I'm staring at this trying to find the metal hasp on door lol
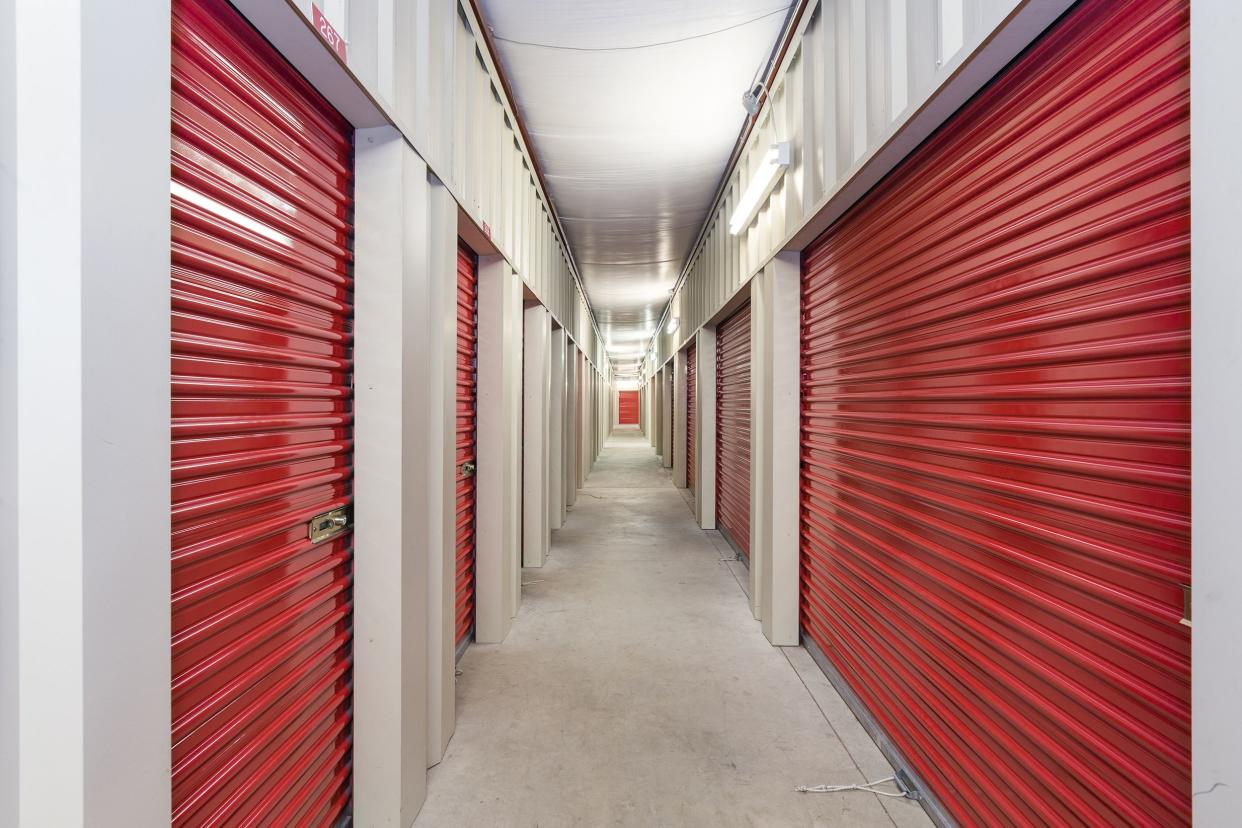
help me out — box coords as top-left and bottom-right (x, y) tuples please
(716, 301), (752, 560)
(456, 242), (479, 653)
(618, 390), (639, 424)
(686, 342), (696, 494)
(798, 0), (1190, 824)
(171, 0), (356, 823)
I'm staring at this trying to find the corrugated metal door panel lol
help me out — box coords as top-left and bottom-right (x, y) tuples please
(171, 0), (354, 824)
(716, 302), (751, 558)
(617, 390), (639, 424)
(798, 0), (1189, 825)
(455, 243), (478, 650)
(686, 343), (696, 493)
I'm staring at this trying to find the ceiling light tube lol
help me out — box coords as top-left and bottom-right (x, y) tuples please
(728, 142), (790, 236)
(666, 317), (680, 335)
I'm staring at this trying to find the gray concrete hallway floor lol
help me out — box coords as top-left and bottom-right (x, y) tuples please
(414, 426), (933, 828)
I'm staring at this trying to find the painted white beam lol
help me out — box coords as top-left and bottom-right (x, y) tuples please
(1192, 0), (1242, 818)
(565, 346), (579, 508)
(755, 253), (801, 645)
(549, 327), (566, 530)
(353, 129), (432, 823)
(660, 366), (674, 469)
(696, 330), (718, 530)
(425, 176), (460, 765)
(523, 306), (551, 567)
(2, 2), (171, 824)
(476, 257), (523, 642)
(673, 349), (688, 489)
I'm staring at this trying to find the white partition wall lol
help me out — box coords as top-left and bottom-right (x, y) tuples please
(1193, 0), (1242, 817)
(695, 329), (718, 530)
(673, 350), (688, 489)
(523, 306), (552, 567)
(476, 257), (523, 643)
(1, 4), (171, 822)
(751, 253), (801, 646)
(354, 132), (438, 822)
(550, 326), (567, 530)
(660, 366), (674, 469)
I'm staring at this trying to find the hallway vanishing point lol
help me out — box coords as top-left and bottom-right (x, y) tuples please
(415, 426), (934, 827)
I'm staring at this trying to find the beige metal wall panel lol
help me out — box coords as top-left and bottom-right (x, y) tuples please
(643, 0), (1050, 375)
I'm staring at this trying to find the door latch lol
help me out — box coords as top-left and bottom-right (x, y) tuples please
(461, 460), (476, 478)
(308, 506), (350, 543)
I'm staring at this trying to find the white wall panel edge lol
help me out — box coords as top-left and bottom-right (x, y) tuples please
(1191, 0), (1242, 819)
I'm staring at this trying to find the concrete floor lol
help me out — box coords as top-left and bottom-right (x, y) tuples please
(415, 426), (934, 828)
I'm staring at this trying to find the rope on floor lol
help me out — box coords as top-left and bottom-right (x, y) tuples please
(795, 775), (909, 798)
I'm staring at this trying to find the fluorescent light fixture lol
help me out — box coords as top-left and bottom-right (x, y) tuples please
(665, 317), (680, 335)
(728, 142), (790, 236)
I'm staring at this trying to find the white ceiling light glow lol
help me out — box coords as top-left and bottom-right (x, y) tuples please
(665, 317), (680, 335)
(728, 141), (790, 235)
(478, 0), (792, 357)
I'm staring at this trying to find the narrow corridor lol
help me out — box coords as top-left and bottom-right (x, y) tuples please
(415, 427), (932, 827)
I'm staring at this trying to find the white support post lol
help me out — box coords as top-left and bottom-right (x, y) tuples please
(2, 3), (171, 824)
(425, 176), (459, 765)
(750, 267), (769, 620)
(755, 253), (802, 645)
(579, 353), (591, 485)
(1192, 0), (1242, 817)
(476, 257), (522, 643)
(673, 349), (688, 489)
(549, 326), (566, 530)
(523, 305), (551, 567)
(697, 329), (718, 530)
(565, 345), (578, 508)
(660, 366), (674, 469)
(353, 129), (432, 822)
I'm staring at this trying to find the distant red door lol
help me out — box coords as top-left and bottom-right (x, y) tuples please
(686, 343), (696, 493)
(171, 0), (354, 822)
(455, 243), (478, 651)
(618, 390), (639, 424)
(716, 302), (751, 559)
(799, 0), (1189, 824)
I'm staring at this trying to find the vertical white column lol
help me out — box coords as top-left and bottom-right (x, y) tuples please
(565, 345), (578, 508)
(353, 129), (431, 823)
(673, 350), (688, 488)
(523, 306), (551, 567)
(476, 257), (522, 643)
(2, 2), (171, 824)
(750, 267), (770, 620)
(579, 353), (591, 485)
(549, 326), (566, 530)
(425, 177), (459, 765)
(0, 5), (16, 819)
(661, 366), (674, 469)
(1193, 0), (1242, 817)
(756, 254), (802, 645)
(697, 330), (718, 530)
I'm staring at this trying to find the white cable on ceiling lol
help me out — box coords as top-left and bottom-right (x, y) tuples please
(492, 6), (791, 52)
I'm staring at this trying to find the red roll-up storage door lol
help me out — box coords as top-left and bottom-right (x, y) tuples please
(455, 243), (479, 651)
(618, 390), (639, 424)
(686, 342), (696, 493)
(171, 0), (354, 822)
(798, 0), (1189, 824)
(716, 302), (751, 559)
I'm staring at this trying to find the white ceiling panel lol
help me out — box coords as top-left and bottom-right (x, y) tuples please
(477, 0), (791, 365)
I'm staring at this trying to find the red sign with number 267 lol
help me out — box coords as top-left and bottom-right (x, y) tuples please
(312, 5), (347, 61)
